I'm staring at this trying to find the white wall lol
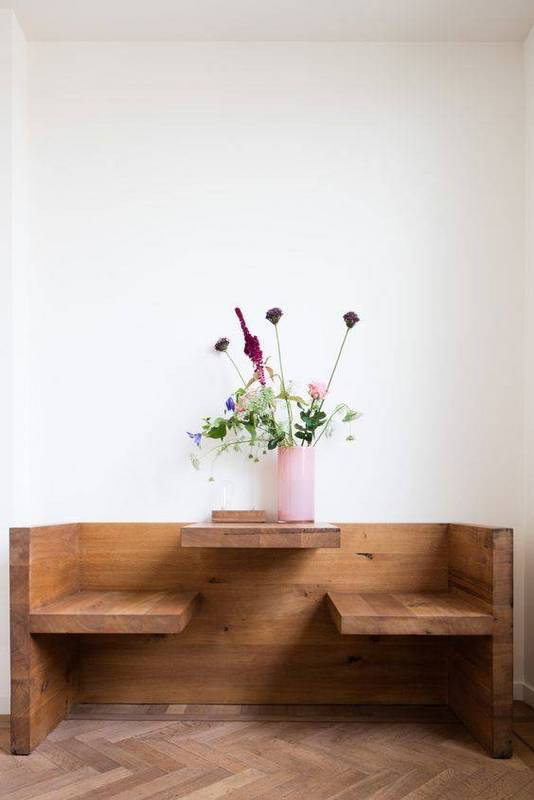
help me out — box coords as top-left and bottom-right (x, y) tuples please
(525, 27), (534, 704)
(0, 9), (26, 715)
(2, 38), (528, 710)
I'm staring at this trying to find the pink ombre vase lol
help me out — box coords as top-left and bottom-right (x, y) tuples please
(277, 447), (315, 523)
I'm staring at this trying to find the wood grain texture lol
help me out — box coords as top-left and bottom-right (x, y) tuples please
(67, 702), (458, 723)
(212, 510), (267, 522)
(2, 706), (534, 800)
(448, 524), (513, 758)
(327, 591), (493, 636)
(79, 636), (448, 705)
(29, 524), (80, 608)
(181, 521), (341, 548)
(10, 526), (80, 755)
(30, 590), (201, 634)
(11, 521), (513, 761)
(76, 523), (449, 706)
(10, 528), (32, 753)
(81, 523), (446, 591)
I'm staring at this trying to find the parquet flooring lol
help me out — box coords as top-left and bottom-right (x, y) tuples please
(1, 704), (534, 800)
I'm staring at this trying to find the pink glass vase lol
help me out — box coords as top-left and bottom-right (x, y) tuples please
(277, 447), (315, 523)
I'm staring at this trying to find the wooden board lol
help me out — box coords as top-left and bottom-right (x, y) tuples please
(76, 523), (449, 706)
(79, 635), (448, 705)
(212, 510), (266, 523)
(448, 524), (513, 758)
(327, 591), (493, 636)
(80, 523), (447, 591)
(30, 590), (201, 634)
(67, 702), (457, 723)
(10, 525), (80, 754)
(181, 521), (341, 548)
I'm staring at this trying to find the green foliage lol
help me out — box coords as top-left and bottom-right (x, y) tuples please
(278, 391), (307, 405)
(267, 432), (286, 449)
(188, 347), (361, 472)
(294, 406), (327, 443)
(342, 409), (362, 423)
(205, 418), (227, 439)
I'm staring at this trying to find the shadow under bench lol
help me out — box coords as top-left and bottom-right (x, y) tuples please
(10, 522), (512, 757)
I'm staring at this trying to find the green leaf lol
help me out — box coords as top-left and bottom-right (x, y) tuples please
(206, 422), (227, 439)
(288, 395), (307, 405)
(342, 410), (362, 423)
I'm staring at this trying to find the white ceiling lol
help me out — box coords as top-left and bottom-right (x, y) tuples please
(3, 0), (534, 42)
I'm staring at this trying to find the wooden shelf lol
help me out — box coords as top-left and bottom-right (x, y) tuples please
(30, 590), (201, 634)
(180, 521), (341, 548)
(327, 592), (493, 636)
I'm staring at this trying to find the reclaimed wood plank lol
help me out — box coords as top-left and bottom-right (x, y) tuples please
(326, 591), (493, 636)
(10, 525), (80, 754)
(76, 522), (449, 706)
(30, 590), (201, 634)
(211, 511), (267, 523)
(448, 524), (513, 758)
(181, 522), (340, 548)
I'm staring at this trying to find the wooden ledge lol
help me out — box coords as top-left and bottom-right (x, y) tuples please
(180, 521), (341, 548)
(29, 590), (201, 634)
(327, 592), (493, 636)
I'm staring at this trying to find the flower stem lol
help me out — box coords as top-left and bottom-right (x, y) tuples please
(275, 325), (294, 445)
(311, 328), (350, 447)
(323, 328), (349, 402)
(200, 437), (256, 461)
(313, 403), (346, 447)
(225, 351), (247, 386)
(320, 328), (350, 398)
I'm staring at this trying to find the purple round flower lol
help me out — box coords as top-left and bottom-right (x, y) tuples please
(225, 396), (235, 412)
(187, 431), (202, 447)
(214, 337), (230, 352)
(266, 307), (283, 325)
(343, 311), (360, 329)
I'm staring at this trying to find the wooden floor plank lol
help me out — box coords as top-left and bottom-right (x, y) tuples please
(514, 722), (534, 751)
(0, 705), (533, 800)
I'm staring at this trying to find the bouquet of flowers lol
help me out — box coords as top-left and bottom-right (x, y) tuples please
(187, 307), (361, 476)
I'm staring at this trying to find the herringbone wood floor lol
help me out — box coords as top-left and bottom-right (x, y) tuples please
(2, 704), (534, 800)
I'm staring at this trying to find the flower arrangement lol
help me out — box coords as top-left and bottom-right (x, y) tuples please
(187, 307), (361, 476)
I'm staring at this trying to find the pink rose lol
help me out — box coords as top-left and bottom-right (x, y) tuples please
(308, 382), (327, 401)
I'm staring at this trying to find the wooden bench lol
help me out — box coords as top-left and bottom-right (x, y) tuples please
(29, 590), (200, 634)
(10, 522), (512, 758)
(327, 591), (493, 636)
